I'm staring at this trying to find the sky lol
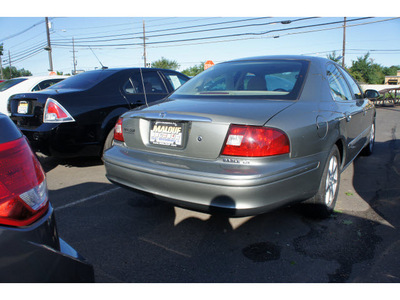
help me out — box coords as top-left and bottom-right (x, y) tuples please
(1, 0), (399, 77)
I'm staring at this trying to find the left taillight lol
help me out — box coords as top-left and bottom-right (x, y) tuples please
(0, 137), (49, 227)
(43, 98), (75, 123)
(114, 117), (124, 142)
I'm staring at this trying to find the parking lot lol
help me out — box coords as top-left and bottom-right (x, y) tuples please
(41, 105), (400, 283)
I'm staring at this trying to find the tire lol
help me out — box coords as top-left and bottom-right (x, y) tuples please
(360, 122), (375, 156)
(102, 128), (114, 156)
(303, 145), (341, 218)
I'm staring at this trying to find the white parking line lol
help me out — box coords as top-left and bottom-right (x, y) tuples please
(54, 186), (121, 211)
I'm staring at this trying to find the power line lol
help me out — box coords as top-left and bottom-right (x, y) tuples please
(0, 18), (52, 41)
(52, 17), (372, 48)
(51, 17), (282, 43)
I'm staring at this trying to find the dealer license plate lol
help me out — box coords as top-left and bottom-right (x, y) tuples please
(17, 101), (29, 114)
(149, 121), (183, 147)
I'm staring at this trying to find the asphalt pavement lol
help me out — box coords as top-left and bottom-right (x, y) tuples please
(40, 105), (400, 283)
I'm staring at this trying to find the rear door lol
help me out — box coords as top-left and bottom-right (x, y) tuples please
(339, 65), (375, 129)
(326, 63), (366, 163)
(121, 70), (170, 107)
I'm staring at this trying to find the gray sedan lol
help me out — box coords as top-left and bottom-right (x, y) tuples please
(103, 55), (377, 218)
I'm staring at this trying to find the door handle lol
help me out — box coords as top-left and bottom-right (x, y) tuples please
(345, 112), (352, 122)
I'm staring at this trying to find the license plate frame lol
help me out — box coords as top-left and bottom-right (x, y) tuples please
(149, 120), (184, 148)
(17, 101), (29, 114)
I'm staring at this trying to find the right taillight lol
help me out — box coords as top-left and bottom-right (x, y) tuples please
(0, 137), (49, 227)
(114, 117), (124, 142)
(221, 125), (290, 157)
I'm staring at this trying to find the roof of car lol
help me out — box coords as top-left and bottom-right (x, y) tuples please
(229, 55), (330, 63)
(10, 75), (69, 80)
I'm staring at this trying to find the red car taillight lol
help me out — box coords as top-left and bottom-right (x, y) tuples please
(43, 98), (75, 123)
(0, 137), (49, 227)
(114, 117), (124, 142)
(221, 125), (290, 157)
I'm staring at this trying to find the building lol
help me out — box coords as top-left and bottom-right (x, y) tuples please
(385, 70), (400, 85)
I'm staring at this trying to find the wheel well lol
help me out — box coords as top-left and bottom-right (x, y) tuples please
(335, 139), (345, 168)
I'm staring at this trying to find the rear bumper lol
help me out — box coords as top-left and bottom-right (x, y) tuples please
(0, 205), (94, 283)
(19, 123), (101, 157)
(104, 145), (325, 217)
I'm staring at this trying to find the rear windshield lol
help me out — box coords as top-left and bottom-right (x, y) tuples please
(172, 59), (309, 100)
(0, 78), (28, 92)
(48, 69), (116, 90)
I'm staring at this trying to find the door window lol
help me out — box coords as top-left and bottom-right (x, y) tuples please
(163, 71), (189, 90)
(123, 71), (167, 95)
(338, 66), (363, 99)
(326, 64), (353, 101)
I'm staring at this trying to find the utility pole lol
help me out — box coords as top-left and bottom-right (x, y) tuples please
(8, 50), (12, 78)
(45, 17), (54, 72)
(0, 44), (3, 79)
(0, 57), (3, 80)
(72, 37), (77, 75)
(143, 20), (147, 68)
(342, 17), (346, 68)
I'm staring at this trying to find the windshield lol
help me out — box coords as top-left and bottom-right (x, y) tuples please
(0, 78), (28, 92)
(173, 59), (309, 100)
(48, 69), (116, 90)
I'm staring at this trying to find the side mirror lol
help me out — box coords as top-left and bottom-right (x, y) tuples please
(364, 89), (380, 99)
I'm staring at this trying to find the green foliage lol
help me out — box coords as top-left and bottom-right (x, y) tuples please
(383, 65), (400, 76)
(182, 62), (205, 77)
(151, 57), (180, 70)
(347, 52), (392, 84)
(327, 51), (342, 64)
(1, 66), (32, 79)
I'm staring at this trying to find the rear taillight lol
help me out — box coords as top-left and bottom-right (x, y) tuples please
(43, 98), (75, 123)
(221, 125), (290, 157)
(0, 137), (49, 227)
(114, 117), (124, 142)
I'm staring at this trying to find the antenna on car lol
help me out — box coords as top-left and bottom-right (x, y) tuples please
(89, 46), (108, 70)
(139, 68), (149, 107)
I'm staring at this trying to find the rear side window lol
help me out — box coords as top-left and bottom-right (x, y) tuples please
(0, 78), (27, 92)
(32, 79), (65, 91)
(326, 64), (353, 101)
(172, 60), (309, 100)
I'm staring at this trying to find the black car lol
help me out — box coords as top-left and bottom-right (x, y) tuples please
(8, 68), (189, 157)
(0, 113), (94, 282)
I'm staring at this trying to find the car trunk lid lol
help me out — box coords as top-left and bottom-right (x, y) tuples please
(121, 98), (294, 160)
(9, 89), (81, 128)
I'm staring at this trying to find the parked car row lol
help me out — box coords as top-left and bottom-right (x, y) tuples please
(2, 56), (380, 282)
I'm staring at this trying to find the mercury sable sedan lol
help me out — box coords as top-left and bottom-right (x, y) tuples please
(103, 55), (378, 218)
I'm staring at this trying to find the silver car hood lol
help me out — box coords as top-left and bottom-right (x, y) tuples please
(126, 98), (295, 126)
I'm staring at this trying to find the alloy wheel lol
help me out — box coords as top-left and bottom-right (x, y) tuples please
(325, 155), (338, 207)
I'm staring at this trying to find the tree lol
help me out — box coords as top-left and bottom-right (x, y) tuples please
(1, 66), (32, 79)
(327, 51), (343, 64)
(151, 57), (180, 70)
(348, 53), (385, 84)
(182, 62), (205, 77)
(383, 65), (400, 76)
